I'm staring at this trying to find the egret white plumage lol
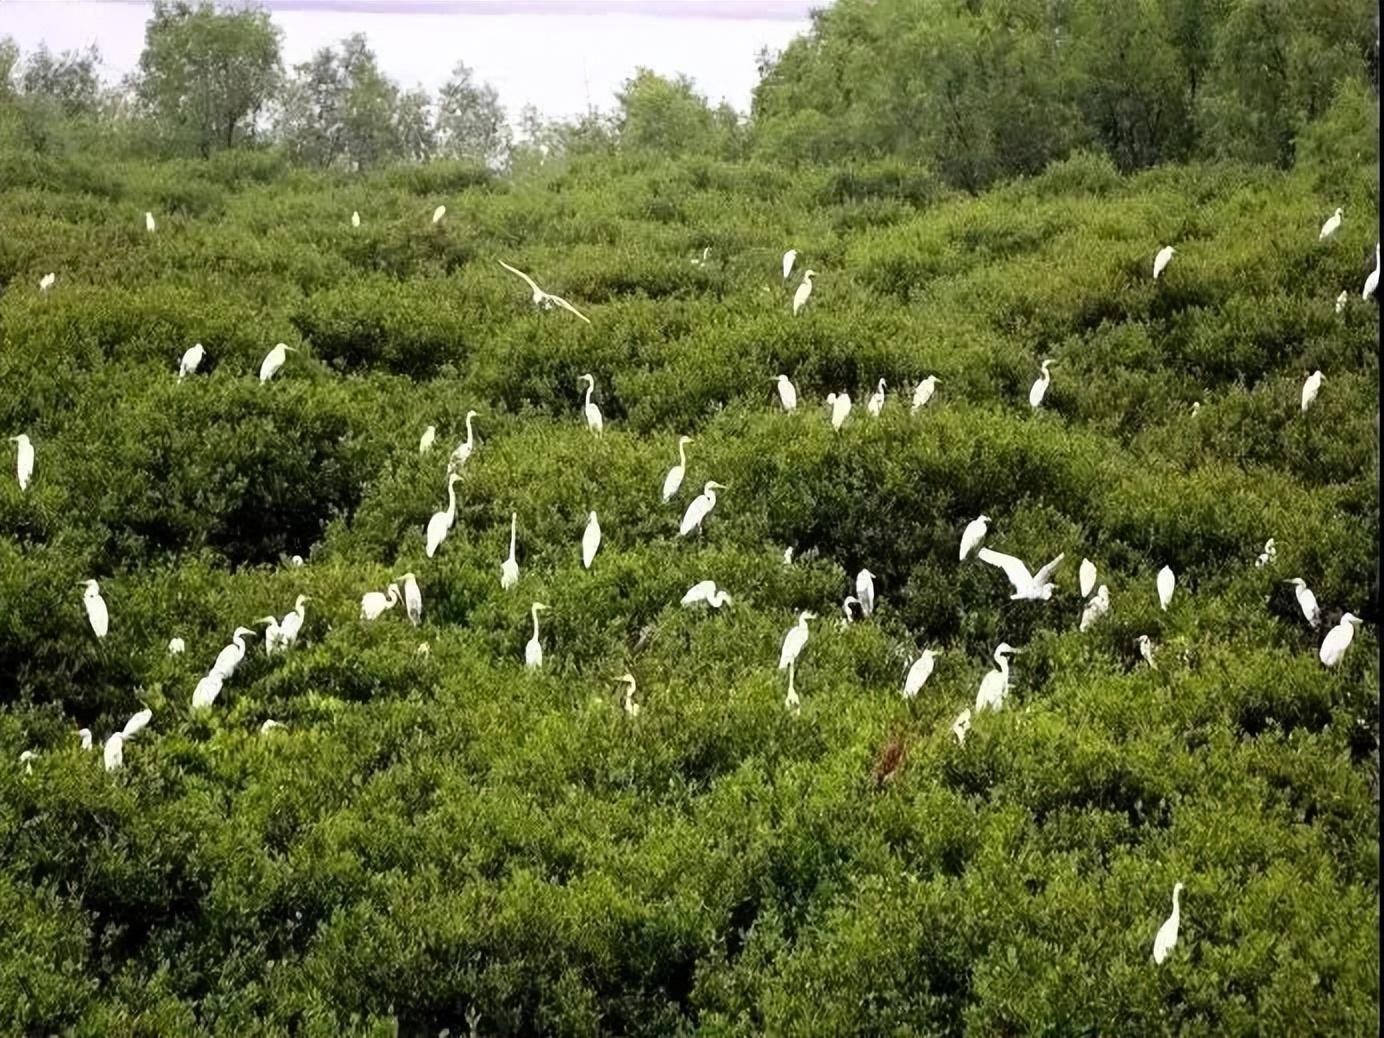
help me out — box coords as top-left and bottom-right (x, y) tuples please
(1137, 634), (1158, 669)
(782, 547), (794, 565)
(903, 649), (939, 698)
(975, 643), (1019, 713)
(1335, 290), (1349, 313)
(1301, 370), (1323, 412)
(582, 511), (602, 569)
(191, 671), (224, 710)
(261, 719), (286, 734)
(1364, 244), (1380, 299)
(1079, 585), (1110, 632)
(1318, 207), (1342, 241)
(1152, 882), (1184, 964)
(448, 410), (479, 470)
(211, 626), (256, 679)
(792, 269), (816, 315)
(977, 547), (1065, 601)
(959, 515), (989, 560)
(351, 210), (360, 228)
(1028, 359), (1054, 408)
(826, 391), (851, 431)
(618, 673), (640, 717)
(259, 342), (296, 383)
(360, 583), (401, 621)
(839, 595), (862, 625)
(121, 708), (152, 740)
(911, 376), (939, 411)
(1153, 245), (1175, 280)
(1157, 565), (1175, 610)
(500, 512), (519, 590)
(425, 472), (462, 559)
(782, 248), (797, 280)
(681, 580), (732, 608)
(579, 373), (604, 434)
(856, 569), (876, 616)
(255, 615), (283, 655)
(691, 246), (711, 266)
(279, 595), (309, 647)
(662, 436), (693, 502)
(678, 481), (725, 537)
(785, 660), (800, 712)
(145, 211), (156, 233)
(178, 343), (204, 380)
(39, 273), (55, 292)
(19, 749), (36, 774)
(525, 602), (548, 669)
(1255, 539), (1276, 568)
(866, 379), (886, 417)
(1078, 558), (1096, 598)
(951, 708), (971, 745)
(399, 572), (422, 626)
(78, 728), (92, 751)
(431, 204), (446, 225)
(419, 425), (436, 454)
(1283, 578), (1320, 628)
(290, 555), (304, 567)
(778, 610), (815, 670)
(497, 260), (591, 323)
(81, 580), (108, 639)
(103, 732), (124, 772)
(773, 374), (798, 412)
(1319, 612), (1362, 667)
(11, 434), (33, 491)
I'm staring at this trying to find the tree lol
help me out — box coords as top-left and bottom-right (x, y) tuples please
(615, 68), (722, 157)
(134, 0), (281, 156)
(19, 44), (102, 117)
(434, 61), (509, 167)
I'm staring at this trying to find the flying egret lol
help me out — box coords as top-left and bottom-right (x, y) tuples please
(191, 671), (224, 710)
(1255, 539), (1276, 568)
(1079, 558), (1096, 598)
(497, 260), (591, 323)
(582, 511), (602, 569)
(351, 210), (360, 228)
(432, 204), (446, 225)
(959, 515), (990, 560)
(399, 572), (422, 626)
(39, 273), (55, 292)
(1335, 290), (1349, 313)
(1283, 578), (1320, 628)
(1079, 585), (1110, 632)
(1028, 359), (1055, 408)
(975, 643), (1019, 713)
(11, 434), (33, 491)
(856, 569), (876, 616)
(977, 547), (1065, 601)
(912, 376), (939, 411)
(425, 472), (463, 559)
(1152, 882), (1184, 964)
(1153, 245), (1175, 280)
(785, 660), (800, 712)
(211, 626), (257, 680)
(826, 391), (851, 431)
(178, 343), (204, 380)
(259, 342), (296, 383)
(103, 732), (124, 772)
(782, 249), (797, 280)
(662, 436), (693, 502)
(792, 269), (816, 315)
(122, 708), (152, 740)
(678, 481), (725, 537)
(261, 719), (286, 734)
(866, 379), (886, 417)
(145, 211), (156, 233)
(419, 425), (436, 454)
(1157, 565), (1175, 610)
(681, 580), (732, 608)
(500, 512), (519, 590)
(81, 580), (109, 640)
(255, 615), (283, 656)
(903, 649), (939, 698)
(525, 602), (548, 669)
(1137, 634), (1158, 670)
(773, 374), (798, 412)
(951, 708), (971, 746)
(360, 583), (401, 621)
(78, 729), (92, 751)
(1364, 243), (1380, 299)
(1301, 370), (1323, 413)
(618, 673), (640, 717)
(579, 373), (604, 434)
(778, 610), (815, 670)
(1319, 612), (1362, 667)
(1318, 207), (1342, 241)
(279, 595), (309, 647)
(448, 410), (480, 470)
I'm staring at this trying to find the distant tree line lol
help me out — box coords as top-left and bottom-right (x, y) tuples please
(0, 0), (1377, 184)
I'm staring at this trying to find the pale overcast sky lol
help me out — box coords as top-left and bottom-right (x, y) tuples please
(3, 0), (818, 122)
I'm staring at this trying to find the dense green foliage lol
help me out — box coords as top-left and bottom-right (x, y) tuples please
(0, 126), (1378, 1032)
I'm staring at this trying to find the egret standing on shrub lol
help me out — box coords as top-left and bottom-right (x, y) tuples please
(827, 391), (851, 431)
(178, 343), (204, 381)
(977, 547), (1065, 601)
(1137, 634), (1158, 669)
(10, 434), (33, 491)
(618, 673), (640, 717)
(1318, 207), (1343, 241)
(582, 511), (602, 569)
(81, 580), (108, 640)
(782, 248), (797, 280)
(419, 425), (436, 454)
(1284, 578), (1320, 628)
(1029, 359), (1054, 408)
(1319, 612), (1362, 667)
(679, 481), (725, 537)
(951, 708), (972, 745)
(167, 637), (185, 655)
(103, 732), (124, 772)
(1079, 585), (1110, 631)
(360, 583), (401, 621)
(279, 595), (309, 647)
(39, 272), (55, 292)
(792, 269), (816, 315)
(960, 515), (989, 560)
(1301, 370), (1323, 413)
(501, 512), (519, 590)
(838, 595), (862, 626)
(867, 379), (886, 417)
(525, 602), (548, 669)
(1153, 245), (1175, 279)
(1336, 290), (1349, 313)
(662, 436), (693, 502)
(211, 626), (257, 679)
(498, 261), (591, 323)
(145, 211), (156, 233)
(449, 410), (479, 470)
(580, 373), (604, 434)
(122, 708), (152, 740)
(191, 671), (223, 710)
(912, 376), (939, 411)
(431, 205), (446, 225)
(351, 210), (360, 228)
(778, 611), (815, 670)
(1079, 558), (1097, 597)
(1157, 565), (1175, 610)
(259, 342), (296, 383)
(1364, 243), (1380, 299)
(681, 580), (731, 608)
(1152, 882), (1184, 964)
(1255, 539), (1276, 567)
(78, 729), (92, 751)
(255, 616), (283, 656)
(425, 472), (462, 559)
(773, 374), (798, 412)
(903, 649), (939, 698)
(975, 643), (1019, 713)
(856, 569), (876, 616)
(400, 572), (422, 626)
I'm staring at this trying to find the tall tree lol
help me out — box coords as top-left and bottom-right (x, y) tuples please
(434, 61), (509, 166)
(19, 44), (102, 116)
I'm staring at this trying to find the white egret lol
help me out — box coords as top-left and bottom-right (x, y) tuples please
(259, 342), (296, 383)
(903, 649), (939, 698)
(773, 374), (798, 412)
(500, 512), (519, 590)
(255, 615), (283, 656)
(1079, 585), (1110, 632)
(1028, 359), (1054, 408)
(777, 610), (815, 670)
(681, 580), (732, 609)
(1319, 612), (1362, 667)
(618, 673), (640, 717)
(167, 636), (185, 655)
(497, 260), (591, 323)
(782, 249), (797, 280)
(912, 376), (939, 411)
(290, 555), (304, 567)
(525, 602), (548, 669)
(360, 583), (401, 622)
(1283, 578), (1320, 628)
(785, 660), (800, 712)
(1191, 401), (1201, 416)
(1364, 243), (1380, 299)
(191, 671), (224, 710)
(448, 410), (479, 470)
(662, 436), (693, 502)
(866, 379), (886, 417)
(1153, 245), (1175, 280)
(178, 343), (204, 380)
(975, 643), (1019, 714)
(582, 511), (602, 569)
(579, 373), (604, 434)
(351, 210), (360, 228)
(39, 272), (55, 292)
(1079, 558), (1097, 598)
(279, 595), (309, 647)
(145, 211), (156, 233)
(81, 580), (109, 640)
(19, 749), (36, 775)
(1255, 539), (1276, 568)
(959, 515), (990, 560)
(1301, 370), (1323, 413)
(431, 204), (446, 225)
(782, 547), (794, 565)
(425, 472), (463, 559)
(951, 708), (972, 746)
(211, 626), (257, 680)
(839, 595), (862, 626)
(1137, 634), (1158, 670)
(11, 434), (34, 491)
(977, 547), (1065, 601)
(1318, 207), (1342, 241)
(678, 481), (726, 537)
(1335, 290), (1349, 313)
(78, 729), (92, 751)
(419, 425), (436, 454)
(826, 391), (851, 431)
(691, 246), (711, 266)
(792, 269), (816, 315)
(103, 732), (124, 772)
(261, 719), (286, 734)
(1157, 565), (1175, 610)
(122, 708), (152, 740)
(400, 572), (422, 626)
(856, 569), (876, 616)
(1152, 882), (1184, 964)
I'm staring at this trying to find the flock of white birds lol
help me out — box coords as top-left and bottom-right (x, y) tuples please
(11, 204), (1378, 966)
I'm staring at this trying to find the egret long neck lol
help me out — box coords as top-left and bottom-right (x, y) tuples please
(678, 440), (687, 467)
(531, 606), (541, 639)
(509, 515), (517, 557)
(584, 382), (593, 408)
(445, 480), (457, 520)
(464, 413), (474, 446)
(1171, 887), (1181, 919)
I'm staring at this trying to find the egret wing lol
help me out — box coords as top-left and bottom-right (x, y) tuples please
(976, 547), (1034, 592)
(1032, 553), (1066, 585)
(548, 293), (592, 324)
(498, 260), (541, 294)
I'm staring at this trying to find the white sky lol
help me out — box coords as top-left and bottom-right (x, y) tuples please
(2, 1), (815, 122)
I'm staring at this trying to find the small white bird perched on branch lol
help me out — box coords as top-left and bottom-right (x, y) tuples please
(259, 342), (296, 383)
(1318, 207), (1342, 241)
(145, 211), (156, 233)
(903, 649), (939, 698)
(1028, 359), (1055, 408)
(1283, 578), (1319, 628)
(419, 425), (436, 454)
(178, 343), (204, 380)
(1152, 882), (1184, 964)
(431, 204), (446, 225)
(39, 272), (55, 292)
(792, 269), (816, 315)
(525, 602), (548, 669)
(582, 511), (602, 569)
(425, 472), (462, 559)
(81, 580), (109, 640)
(1254, 539), (1276, 568)
(279, 595), (309, 647)
(103, 733), (124, 772)
(501, 512), (520, 590)
(11, 434), (33, 491)
(351, 210), (360, 228)
(360, 583), (400, 621)
(1079, 585), (1110, 631)
(1137, 634), (1158, 670)
(778, 611), (815, 670)
(1319, 612), (1362, 667)
(912, 376), (939, 411)
(399, 572), (422, 626)
(662, 436), (693, 503)
(448, 410), (479, 471)
(681, 580), (731, 609)
(959, 515), (989, 560)
(498, 260), (592, 323)
(579, 373), (604, 434)
(1157, 565), (1175, 610)
(977, 547), (1065, 601)
(866, 379), (886, 417)
(826, 392), (851, 431)
(975, 643), (1019, 713)
(1078, 558), (1096, 598)
(773, 374), (798, 412)
(679, 481), (725, 537)
(782, 249), (797, 280)
(211, 626), (256, 679)
(1301, 370), (1323, 413)
(1153, 245), (1175, 280)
